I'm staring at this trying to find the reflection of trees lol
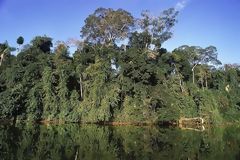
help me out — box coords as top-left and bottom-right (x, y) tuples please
(0, 124), (240, 160)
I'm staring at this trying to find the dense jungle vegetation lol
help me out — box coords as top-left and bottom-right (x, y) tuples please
(0, 7), (240, 124)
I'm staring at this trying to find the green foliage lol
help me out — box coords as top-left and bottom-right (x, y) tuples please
(25, 84), (43, 121)
(139, 8), (178, 48)
(81, 7), (134, 45)
(31, 36), (53, 53)
(0, 7), (239, 124)
(42, 67), (59, 120)
(17, 36), (24, 45)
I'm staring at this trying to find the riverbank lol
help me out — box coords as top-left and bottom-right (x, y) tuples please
(0, 116), (220, 128)
(0, 119), (177, 126)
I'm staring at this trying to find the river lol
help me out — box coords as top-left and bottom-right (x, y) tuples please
(0, 123), (240, 160)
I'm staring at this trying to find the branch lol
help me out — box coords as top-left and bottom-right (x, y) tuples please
(192, 63), (198, 71)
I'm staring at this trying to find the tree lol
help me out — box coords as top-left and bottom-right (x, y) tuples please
(128, 31), (151, 49)
(17, 36), (24, 52)
(31, 36), (53, 53)
(81, 7), (134, 45)
(137, 8), (178, 49)
(0, 42), (15, 67)
(54, 41), (70, 60)
(17, 36), (24, 46)
(2, 7), (240, 125)
(0, 43), (9, 66)
(195, 65), (212, 89)
(175, 45), (221, 84)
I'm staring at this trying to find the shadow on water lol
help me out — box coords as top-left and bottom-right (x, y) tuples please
(0, 123), (240, 160)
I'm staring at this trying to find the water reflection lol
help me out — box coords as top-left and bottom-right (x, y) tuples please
(0, 123), (240, 160)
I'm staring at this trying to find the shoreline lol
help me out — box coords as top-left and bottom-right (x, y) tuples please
(0, 119), (177, 127)
(0, 118), (237, 128)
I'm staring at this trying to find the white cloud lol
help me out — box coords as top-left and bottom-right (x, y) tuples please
(175, 0), (190, 11)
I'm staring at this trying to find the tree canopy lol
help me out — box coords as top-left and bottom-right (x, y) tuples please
(0, 7), (239, 124)
(17, 36), (24, 45)
(81, 8), (134, 45)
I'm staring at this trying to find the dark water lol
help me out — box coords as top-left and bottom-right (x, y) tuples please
(0, 123), (240, 160)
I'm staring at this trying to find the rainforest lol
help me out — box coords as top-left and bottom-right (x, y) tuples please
(0, 7), (240, 125)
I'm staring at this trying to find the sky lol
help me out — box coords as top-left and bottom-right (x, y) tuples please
(0, 0), (240, 64)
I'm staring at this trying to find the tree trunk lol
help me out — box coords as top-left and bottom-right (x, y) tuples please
(205, 77), (208, 89)
(79, 74), (83, 99)
(75, 150), (78, 160)
(201, 79), (204, 90)
(123, 45), (126, 52)
(0, 53), (4, 66)
(145, 43), (148, 49)
(192, 64), (198, 84)
(173, 63), (184, 92)
(179, 79), (184, 93)
(192, 70), (195, 84)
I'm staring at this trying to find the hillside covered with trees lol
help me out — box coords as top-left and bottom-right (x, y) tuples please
(0, 7), (240, 124)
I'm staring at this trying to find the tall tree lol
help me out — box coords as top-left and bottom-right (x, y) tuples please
(175, 45), (221, 84)
(81, 8), (134, 45)
(17, 36), (24, 46)
(31, 36), (53, 53)
(0, 42), (15, 67)
(137, 8), (178, 49)
(54, 41), (70, 60)
(0, 43), (9, 66)
(17, 36), (24, 52)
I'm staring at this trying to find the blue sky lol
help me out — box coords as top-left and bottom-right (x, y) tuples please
(0, 0), (239, 64)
